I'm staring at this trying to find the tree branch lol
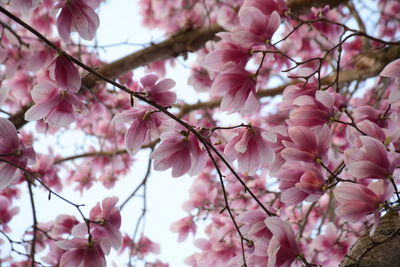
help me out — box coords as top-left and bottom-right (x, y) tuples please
(340, 212), (400, 267)
(287, 0), (349, 16)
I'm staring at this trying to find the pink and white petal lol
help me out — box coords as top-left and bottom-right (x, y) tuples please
(104, 224), (123, 250)
(265, 217), (298, 249)
(347, 161), (388, 179)
(238, 7), (265, 33)
(265, 11), (281, 39)
(380, 58), (400, 78)
(281, 187), (307, 205)
(71, 222), (88, 237)
(57, 8), (73, 41)
(288, 127), (316, 151)
(24, 100), (58, 121)
(153, 78), (176, 92)
(0, 164), (17, 191)
(140, 73), (159, 88)
(151, 138), (185, 160)
(83, 246), (106, 267)
(335, 202), (374, 222)
(55, 56), (81, 92)
(101, 196), (119, 218)
(59, 249), (84, 267)
(124, 121), (147, 155)
(46, 110), (75, 128)
(171, 152), (192, 177)
(0, 118), (18, 147)
(31, 82), (58, 103)
(112, 111), (135, 124)
(315, 90), (335, 109)
(56, 238), (87, 250)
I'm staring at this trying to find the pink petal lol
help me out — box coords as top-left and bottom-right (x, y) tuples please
(59, 249), (84, 267)
(140, 74), (159, 88)
(380, 58), (400, 78)
(57, 8), (73, 41)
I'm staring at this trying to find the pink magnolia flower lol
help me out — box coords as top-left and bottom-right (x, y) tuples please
(265, 217), (300, 267)
(56, 0), (100, 41)
(232, 7), (281, 47)
(280, 82), (317, 111)
(72, 196), (122, 254)
(277, 163), (325, 205)
(224, 126), (276, 175)
(333, 180), (392, 227)
(182, 173), (218, 212)
(49, 55), (81, 92)
(24, 81), (84, 128)
(312, 222), (353, 266)
(170, 216), (197, 242)
(287, 90), (343, 127)
(57, 238), (106, 267)
(30, 154), (61, 192)
(113, 106), (169, 155)
(0, 118), (35, 191)
(137, 74), (177, 106)
(0, 195), (19, 232)
(345, 136), (398, 180)
(210, 62), (259, 115)
(204, 32), (251, 72)
(281, 124), (331, 164)
(134, 235), (161, 259)
(151, 130), (207, 177)
(51, 214), (80, 237)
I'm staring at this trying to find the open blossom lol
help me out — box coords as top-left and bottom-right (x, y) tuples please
(72, 197), (122, 254)
(345, 136), (398, 180)
(224, 126), (276, 175)
(0, 195), (19, 232)
(56, 0), (100, 41)
(277, 163), (325, 205)
(204, 32), (251, 72)
(24, 81), (84, 128)
(137, 74), (177, 106)
(287, 90), (344, 127)
(151, 130), (207, 177)
(113, 106), (169, 156)
(210, 62), (259, 115)
(312, 222), (353, 266)
(57, 238), (106, 267)
(265, 217), (300, 267)
(281, 124), (331, 164)
(0, 118), (35, 191)
(232, 6), (280, 47)
(333, 180), (392, 226)
(170, 216), (197, 242)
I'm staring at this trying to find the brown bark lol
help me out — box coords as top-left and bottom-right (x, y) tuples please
(82, 24), (224, 88)
(340, 212), (400, 267)
(287, 0), (349, 16)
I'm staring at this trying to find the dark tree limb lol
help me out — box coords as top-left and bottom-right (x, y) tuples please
(340, 212), (400, 267)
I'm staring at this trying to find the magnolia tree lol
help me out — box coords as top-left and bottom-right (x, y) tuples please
(0, 0), (400, 266)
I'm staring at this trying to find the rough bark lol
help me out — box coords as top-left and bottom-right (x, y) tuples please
(340, 212), (400, 267)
